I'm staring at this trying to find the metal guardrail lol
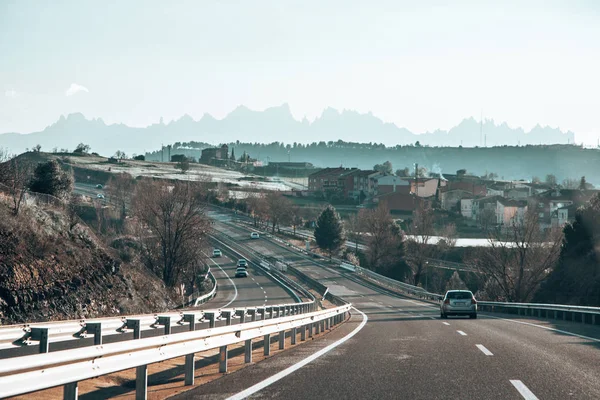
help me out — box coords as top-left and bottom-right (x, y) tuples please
(193, 269), (218, 307)
(478, 301), (600, 325)
(0, 303), (352, 399)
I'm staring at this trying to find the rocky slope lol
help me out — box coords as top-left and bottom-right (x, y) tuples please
(0, 193), (175, 324)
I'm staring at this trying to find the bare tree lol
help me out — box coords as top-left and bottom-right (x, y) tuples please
(66, 195), (81, 231)
(175, 158), (190, 174)
(132, 180), (212, 287)
(562, 178), (579, 189)
(404, 203), (436, 286)
(344, 213), (362, 254)
(265, 192), (292, 233)
(479, 207), (496, 231)
(290, 205), (304, 236)
(359, 204), (402, 273)
(106, 172), (134, 222)
(0, 156), (33, 215)
(246, 192), (269, 228)
(469, 210), (563, 302)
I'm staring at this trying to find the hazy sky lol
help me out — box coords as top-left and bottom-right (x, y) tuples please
(1, 0), (599, 144)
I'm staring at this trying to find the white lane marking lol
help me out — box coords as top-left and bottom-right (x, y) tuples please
(476, 344), (493, 356)
(442, 322), (450, 326)
(510, 380), (539, 400)
(263, 290), (267, 294)
(226, 307), (368, 400)
(260, 286), (263, 290)
(206, 254), (238, 308)
(483, 315), (600, 343)
(457, 330), (467, 336)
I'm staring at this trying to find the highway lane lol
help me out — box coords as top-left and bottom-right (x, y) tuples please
(179, 216), (600, 399)
(205, 240), (297, 308)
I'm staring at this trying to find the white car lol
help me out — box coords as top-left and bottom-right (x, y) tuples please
(96, 193), (105, 199)
(250, 232), (260, 239)
(237, 259), (248, 268)
(212, 249), (222, 257)
(235, 267), (248, 278)
(440, 290), (477, 319)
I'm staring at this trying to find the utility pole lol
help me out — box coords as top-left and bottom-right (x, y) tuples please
(415, 162), (419, 198)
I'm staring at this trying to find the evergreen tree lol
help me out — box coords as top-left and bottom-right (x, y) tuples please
(230, 148), (236, 161)
(579, 176), (587, 190)
(29, 160), (73, 199)
(314, 205), (345, 259)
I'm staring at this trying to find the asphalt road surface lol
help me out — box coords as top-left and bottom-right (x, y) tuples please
(175, 216), (600, 400)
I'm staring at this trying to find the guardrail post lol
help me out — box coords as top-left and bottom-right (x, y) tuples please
(554, 310), (558, 319)
(320, 320), (325, 332)
(593, 314), (596, 325)
(301, 325), (307, 341)
(156, 316), (171, 335)
(126, 319), (142, 339)
(308, 322), (314, 338)
(314, 321), (320, 335)
(183, 314), (197, 386)
(183, 314), (197, 331)
(205, 312), (216, 328)
(291, 327), (297, 345)
(279, 330), (285, 349)
(30, 327), (49, 353)
(64, 382), (78, 400)
(248, 309), (257, 322)
(135, 364), (148, 400)
(563, 311), (567, 320)
(235, 310), (246, 324)
(219, 345), (228, 373)
(222, 311), (233, 326)
(86, 322), (102, 345)
(537, 309), (541, 318)
(268, 307), (274, 319)
(245, 339), (253, 363)
(264, 334), (271, 355)
(257, 308), (265, 320)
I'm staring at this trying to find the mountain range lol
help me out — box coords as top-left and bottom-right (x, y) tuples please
(0, 104), (575, 157)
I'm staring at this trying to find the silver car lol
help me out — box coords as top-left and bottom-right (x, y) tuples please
(440, 290), (477, 319)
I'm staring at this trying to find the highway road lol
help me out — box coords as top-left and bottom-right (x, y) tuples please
(176, 214), (600, 400)
(205, 238), (297, 309)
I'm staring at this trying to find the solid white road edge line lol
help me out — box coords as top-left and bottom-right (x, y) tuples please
(457, 330), (467, 336)
(483, 315), (600, 343)
(510, 380), (539, 400)
(205, 253), (238, 308)
(226, 307), (368, 400)
(476, 344), (493, 356)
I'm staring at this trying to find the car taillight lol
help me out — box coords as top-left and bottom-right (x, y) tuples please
(471, 297), (477, 305)
(444, 298), (450, 304)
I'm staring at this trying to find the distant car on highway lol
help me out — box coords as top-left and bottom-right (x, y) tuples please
(237, 259), (248, 268)
(440, 290), (477, 319)
(96, 184), (103, 189)
(250, 232), (260, 239)
(96, 193), (105, 199)
(235, 267), (248, 278)
(212, 249), (222, 257)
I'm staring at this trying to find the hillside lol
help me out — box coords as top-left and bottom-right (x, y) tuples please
(0, 105), (574, 157)
(149, 142), (600, 186)
(0, 190), (175, 324)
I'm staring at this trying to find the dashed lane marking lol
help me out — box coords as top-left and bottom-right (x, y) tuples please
(510, 380), (539, 400)
(476, 344), (493, 356)
(442, 322), (450, 326)
(457, 330), (467, 336)
(483, 314), (600, 343)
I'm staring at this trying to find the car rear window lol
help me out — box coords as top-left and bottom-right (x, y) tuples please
(447, 292), (472, 300)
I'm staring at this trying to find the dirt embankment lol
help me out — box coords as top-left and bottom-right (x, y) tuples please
(0, 194), (175, 324)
